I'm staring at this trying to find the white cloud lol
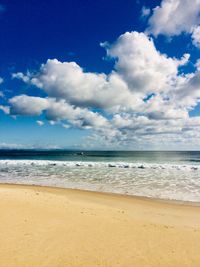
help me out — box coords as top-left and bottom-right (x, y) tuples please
(6, 30), (200, 148)
(36, 120), (44, 126)
(195, 59), (200, 71)
(13, 62), (110, 109)
(0, 77), (3, 84)
(147, 0), (200, 37)
(171, 66), (200, 109)
(104, 32), (189, 97)
(49, 120), (57, 126)
(9, 95), (49, 116)
(0, 105), (10, 114)
(8, 95), (109, 130)
(13, 31), (190, 114)
(45, 98), (109, 129)
(62, 123), (70, 129)
(13, 32), (189, 110)
(12, 72), (31, 83)
(192, 26), (200, 48)
(141, 6), (151, 19)
(26, 59), (137, 112)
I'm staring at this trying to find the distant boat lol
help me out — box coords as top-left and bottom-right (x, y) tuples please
(76, 152), (84, 156)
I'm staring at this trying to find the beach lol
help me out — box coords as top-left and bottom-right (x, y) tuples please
(0, 184), (199, 267)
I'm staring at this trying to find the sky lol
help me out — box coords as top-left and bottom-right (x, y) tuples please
(0, 0), (200, 150)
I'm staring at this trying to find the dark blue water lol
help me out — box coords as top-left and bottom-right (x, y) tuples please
(0, 150), (200, 164)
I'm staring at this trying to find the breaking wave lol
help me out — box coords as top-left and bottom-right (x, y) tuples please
(0, 159), (200, 203)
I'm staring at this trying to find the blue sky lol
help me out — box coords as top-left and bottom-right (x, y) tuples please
(0, 0), (200, 150)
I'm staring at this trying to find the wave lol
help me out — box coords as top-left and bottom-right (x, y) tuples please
(0, 159), (199, 171)
(0, 159), (200, 203)
(188, 159), (200, 163)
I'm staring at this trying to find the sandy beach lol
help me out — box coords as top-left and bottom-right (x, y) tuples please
(0, 184), (200, 267)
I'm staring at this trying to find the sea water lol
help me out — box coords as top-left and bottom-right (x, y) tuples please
(0, 150), (200, 202)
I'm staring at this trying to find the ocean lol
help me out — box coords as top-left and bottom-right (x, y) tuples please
(0, 150), (200, 203)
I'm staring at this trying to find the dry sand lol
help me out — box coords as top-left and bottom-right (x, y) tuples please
(0, 184), (200, 267)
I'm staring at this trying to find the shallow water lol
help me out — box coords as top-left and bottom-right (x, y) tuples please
(0, 150), (200, 202)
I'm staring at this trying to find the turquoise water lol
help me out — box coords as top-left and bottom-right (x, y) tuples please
(0, 150), (200, 202)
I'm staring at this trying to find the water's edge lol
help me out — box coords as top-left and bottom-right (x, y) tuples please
(1, 182), (200, 207)
(0, 156), (200, 203)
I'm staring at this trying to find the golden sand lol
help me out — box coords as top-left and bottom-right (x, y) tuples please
(0, 184), (199, 267)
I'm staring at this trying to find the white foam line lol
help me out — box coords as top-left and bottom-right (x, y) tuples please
(0, 160), (199, 171)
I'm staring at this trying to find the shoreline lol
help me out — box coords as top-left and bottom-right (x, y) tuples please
(0, 183), (200, 266)
(1, 182), (200, 207)
(1, 158), (200, 204)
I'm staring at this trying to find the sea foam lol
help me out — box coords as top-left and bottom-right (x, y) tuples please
(0, 159), (199, 171)
(0, 159), (199, 203)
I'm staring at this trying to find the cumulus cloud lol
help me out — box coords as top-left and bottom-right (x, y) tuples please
(45, 98), (108, 129)
(13, 32), (190, 114)
(196, 59), (200, 71)
(9, 95), (49, 116)
(192, 26), (200, 48)
(104, 32), (189, 96)
(8, 95), (109, 130)
(19, 59), (136, 112)
(5, 30), (200, 148)
(36, 120), (44, 126)
(2, 0), (200, 148)
(147, 0), (200, 37)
